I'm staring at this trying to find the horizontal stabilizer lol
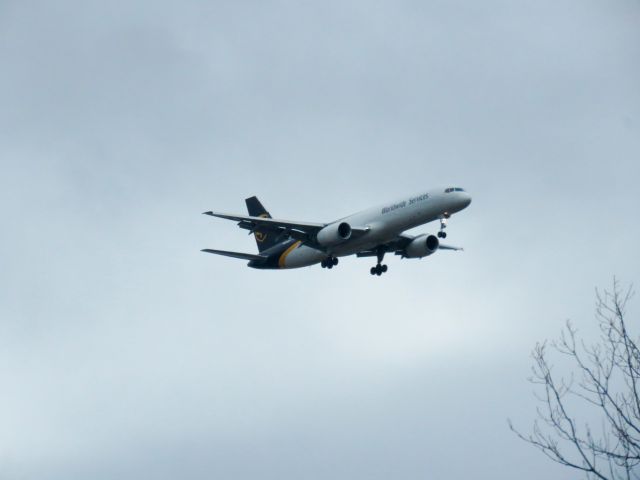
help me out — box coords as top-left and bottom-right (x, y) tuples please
(201, 248), (265, 261)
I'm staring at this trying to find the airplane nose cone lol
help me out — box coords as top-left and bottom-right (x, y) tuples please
(459, 192), (471, 209)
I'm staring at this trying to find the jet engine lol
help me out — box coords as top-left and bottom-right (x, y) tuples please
(316, 222), (352, 247)
(404, 234), (439, 258)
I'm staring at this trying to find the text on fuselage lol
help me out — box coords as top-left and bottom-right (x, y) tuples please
(381, 193), (429, 214)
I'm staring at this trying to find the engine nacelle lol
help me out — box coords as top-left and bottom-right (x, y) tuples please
(404, 234), (439, 258)
(316, 222), (352, 247)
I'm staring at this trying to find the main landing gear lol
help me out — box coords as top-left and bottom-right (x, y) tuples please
(370, 248), (388, 276)
(437, 214), (449, 239)
(370, 264), (388, 276)
(321, 256), (339, 269)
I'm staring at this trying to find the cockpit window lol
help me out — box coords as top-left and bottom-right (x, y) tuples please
(445, 187), (465, 193)
(445, 188), (453, 193)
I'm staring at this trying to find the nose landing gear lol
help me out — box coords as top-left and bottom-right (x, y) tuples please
(437, 215), (449, 239)
(321, 256), (339, 269)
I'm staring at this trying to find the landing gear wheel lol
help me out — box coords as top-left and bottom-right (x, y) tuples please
(322, 256), (338, 269)
(438, 216), (448, 239)
(370, 263), (387, 276)
(371, 247), (387, 276)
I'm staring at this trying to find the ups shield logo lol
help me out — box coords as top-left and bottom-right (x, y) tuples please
(254, 213), (269, 242)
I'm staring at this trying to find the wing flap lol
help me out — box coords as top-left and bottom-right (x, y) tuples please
(356, 250), (378, 258)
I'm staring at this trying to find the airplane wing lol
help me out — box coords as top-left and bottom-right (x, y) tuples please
(204, 211), (325, 237)
(356, 234), (463, 257)
(203, 211), (370, 247)
(201, 248), (265, 261)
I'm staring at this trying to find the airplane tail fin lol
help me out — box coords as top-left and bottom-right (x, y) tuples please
(245, 196), (279, 253)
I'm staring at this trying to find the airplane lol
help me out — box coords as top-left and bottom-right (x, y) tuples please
(202, 187), (471, 276)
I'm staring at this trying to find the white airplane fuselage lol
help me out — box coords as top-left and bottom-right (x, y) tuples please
(277, 187), (471, 269)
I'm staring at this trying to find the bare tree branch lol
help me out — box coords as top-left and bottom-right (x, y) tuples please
(510, 279), (639, 480)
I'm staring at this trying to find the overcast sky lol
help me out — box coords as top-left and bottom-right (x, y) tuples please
(1, 1), (639, 478)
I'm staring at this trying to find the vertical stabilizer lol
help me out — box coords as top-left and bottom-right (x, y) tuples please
(245, 196), (279, 252)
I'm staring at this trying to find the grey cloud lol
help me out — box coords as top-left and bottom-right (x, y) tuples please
(0, 0), (639, 479)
